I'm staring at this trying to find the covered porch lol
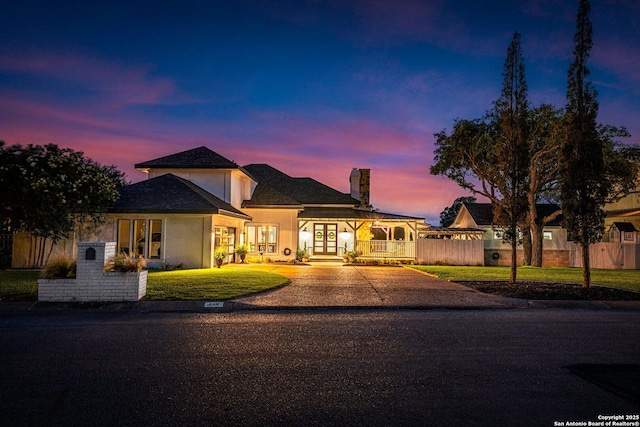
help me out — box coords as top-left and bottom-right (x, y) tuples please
(297, 208), (423, 261)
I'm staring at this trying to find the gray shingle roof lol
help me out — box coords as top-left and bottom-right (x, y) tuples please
(111, 173), (251, 218)
(135, 146), (239, 170)
(612, 222), (638, 232)
(243, 164), (359, 206)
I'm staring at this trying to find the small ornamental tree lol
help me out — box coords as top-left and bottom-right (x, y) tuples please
(0, 143), (126, 266)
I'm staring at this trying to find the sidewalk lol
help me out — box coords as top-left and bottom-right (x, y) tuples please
(2, 265), (639, 313)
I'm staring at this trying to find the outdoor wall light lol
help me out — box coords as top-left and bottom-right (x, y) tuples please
(339, 228), (351, 239)
(300, 227), (311, 240)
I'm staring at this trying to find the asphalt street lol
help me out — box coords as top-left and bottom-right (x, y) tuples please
(1, 309), (639, 426)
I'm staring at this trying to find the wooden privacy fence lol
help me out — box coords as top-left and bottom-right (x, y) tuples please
(569, 242), (640, 269)
(416, 239), (484, 266)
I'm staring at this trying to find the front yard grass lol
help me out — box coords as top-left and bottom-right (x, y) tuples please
(145, 267), (289, 300)
(0, 270), (40, 301)
(409, 265), (640, 292)
(0, 267), (289, 302)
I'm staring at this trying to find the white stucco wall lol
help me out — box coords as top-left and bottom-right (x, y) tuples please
(242, 208), (299, 259)
(163, 215), (213, 268)
(147, 168), (255, 210)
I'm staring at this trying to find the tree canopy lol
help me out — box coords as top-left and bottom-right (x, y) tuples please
(0, 143), (126, 265)
(430, 1), (639, 278)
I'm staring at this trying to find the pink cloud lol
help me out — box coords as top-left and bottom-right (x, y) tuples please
(0, 50), (177, 107)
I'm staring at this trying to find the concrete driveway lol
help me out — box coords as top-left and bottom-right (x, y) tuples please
(234, 264), (527, 309)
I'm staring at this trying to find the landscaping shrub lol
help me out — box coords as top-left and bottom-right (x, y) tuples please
(41, 253), (77, 279)
(105, 252), (146, 273)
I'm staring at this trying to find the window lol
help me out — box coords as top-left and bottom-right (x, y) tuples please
(245, 225), (277, 253)
(543, 232), (553, 240)
(116, 219), (162, 258)
(624, 232), (634, 241)
(214, 227), (235, 263)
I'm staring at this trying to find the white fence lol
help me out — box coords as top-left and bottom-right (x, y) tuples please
(416, 239), (485, 266)
(356, 240), (415, 259)
(569, 242), (640, 269)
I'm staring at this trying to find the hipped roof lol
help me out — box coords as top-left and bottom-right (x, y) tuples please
(111, 173), (251, 219)
(135, 146), (241, 170)
(242, 164), (359, 206)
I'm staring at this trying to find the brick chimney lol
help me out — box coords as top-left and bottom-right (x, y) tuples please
(350, 168), (371, 209)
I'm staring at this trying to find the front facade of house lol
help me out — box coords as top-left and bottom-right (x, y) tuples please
(449, 203), (569, 267)
(20, 146), (421, 269)
(604, 189), (640, 244)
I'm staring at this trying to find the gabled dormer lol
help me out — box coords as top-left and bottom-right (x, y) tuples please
(135, 146), (257, 210)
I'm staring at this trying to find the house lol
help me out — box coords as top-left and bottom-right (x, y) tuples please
(15, 146), (422, 269)
(604, 189), (640, 237)
(606, 222), (639, 244)
(449, 202), (569, 266)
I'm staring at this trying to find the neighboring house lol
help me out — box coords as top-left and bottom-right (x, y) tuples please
(449, 202), (569, 267)
(13, 146), (422, 268)
(606, 222), (639, 244)
(604, 189), (640, 236)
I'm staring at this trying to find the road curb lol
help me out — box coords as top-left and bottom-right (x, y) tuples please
(2, 299), (640, 314)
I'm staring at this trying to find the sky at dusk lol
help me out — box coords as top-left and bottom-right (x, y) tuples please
(1, 0), (639, 224)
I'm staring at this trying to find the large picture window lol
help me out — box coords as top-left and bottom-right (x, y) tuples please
(117, 219), (162, 259)
(245, 225), (278, 253)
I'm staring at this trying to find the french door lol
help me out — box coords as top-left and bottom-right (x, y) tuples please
(313, 223), (338, 255)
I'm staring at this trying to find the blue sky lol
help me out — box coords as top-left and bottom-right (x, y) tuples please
(1, 0), (638, 223)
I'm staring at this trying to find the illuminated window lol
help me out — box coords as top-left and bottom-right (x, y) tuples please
(116, 219), (162, 258)
(117, 220), (131, 254)
(543, 232), (553, 240)
(245, 225), (278, 253)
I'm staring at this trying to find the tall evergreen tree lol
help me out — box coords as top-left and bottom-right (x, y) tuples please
(561, 0), (604, 287)
(491, 32), (530, 284)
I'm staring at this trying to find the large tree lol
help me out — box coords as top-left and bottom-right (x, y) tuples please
(432, 33), (530, 284)
(526, 104), (564, 267)
(0, 143), (126, 266)
(560, 0), (605, 288)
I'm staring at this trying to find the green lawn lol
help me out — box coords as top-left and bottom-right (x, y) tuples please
(145, 267), (289, 300)
(409, 265), (640, 292)
(0, 267), (289, 301)
(0, 270), (40, 301)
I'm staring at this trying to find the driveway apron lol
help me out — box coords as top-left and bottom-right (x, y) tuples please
(234, 265), (525, 309)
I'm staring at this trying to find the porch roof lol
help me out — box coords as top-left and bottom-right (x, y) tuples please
(420, 227), (485, 236)
(111, 173), (252, 219)
(298, 207), (422, 221)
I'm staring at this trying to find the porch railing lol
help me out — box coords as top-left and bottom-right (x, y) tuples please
(355, 240), (415, 259)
